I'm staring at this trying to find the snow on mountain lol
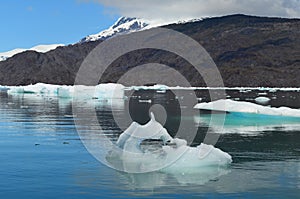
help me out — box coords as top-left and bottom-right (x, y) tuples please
(0, 16), (200, 62)
(80, 17), (149, 43)
(176, 18), (203, 24)
(0, 44), (64, 61)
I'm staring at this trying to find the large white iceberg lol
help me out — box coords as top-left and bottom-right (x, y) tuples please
(7, 83), (62, 96)
(5, 83), (125, 99)
(106, 113), (232, 173)
(194, 99), (300, 134)
(194, 99), (300, 118)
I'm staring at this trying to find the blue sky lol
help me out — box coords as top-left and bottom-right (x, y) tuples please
(0, 0), (119, 52)
(1, 0), (299, 52)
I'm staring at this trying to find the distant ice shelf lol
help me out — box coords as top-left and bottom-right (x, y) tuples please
(2, 83), (300, 99)
(125, 85), (300, 91)
(2, 83), (124, 99)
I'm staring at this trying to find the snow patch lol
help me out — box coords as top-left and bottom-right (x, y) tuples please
(80, 17), (149, 43)
(0, 44), (64, 61)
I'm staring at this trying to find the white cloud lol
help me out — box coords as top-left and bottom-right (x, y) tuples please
(87, 0), (300, 24)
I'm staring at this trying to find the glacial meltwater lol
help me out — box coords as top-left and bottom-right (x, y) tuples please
(0, 88), (299, 198)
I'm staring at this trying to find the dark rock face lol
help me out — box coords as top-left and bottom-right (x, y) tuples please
(0, 41), (101, 86)
(0, 14), (299, 87)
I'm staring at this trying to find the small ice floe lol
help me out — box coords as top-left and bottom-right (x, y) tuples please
(106, 112), (232, 173)
(258, 92), (268, 96)
(156, 90), (166, 93)
(64, 114), (76, 118)
(255, 96), (271, 105)
(138, 99), (152, 103)
(20, 105), (29, 109)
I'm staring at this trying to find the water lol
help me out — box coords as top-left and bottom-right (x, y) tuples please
(0, 90), (299, 198)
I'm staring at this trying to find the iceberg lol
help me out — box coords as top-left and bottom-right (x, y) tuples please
(194, 113), (300, 134)
(94, 83), (124, 99)
(194, 99), (300, 118)
(57, 86), (74, 98)
(0, 86), (8, 92)
(194, 99), (300, 134)
(125, 84), (170, 91)
(5, 83), (125, 99)
(7, 83), (60, 95)
(106, 113), (232, 173)
(124, 86), (300, 92)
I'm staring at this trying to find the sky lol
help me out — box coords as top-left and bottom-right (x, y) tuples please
(0, 0), (119, 52)
(1, 0), (300, 52)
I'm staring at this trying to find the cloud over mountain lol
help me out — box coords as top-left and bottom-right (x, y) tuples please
(89, 0), (300, 24)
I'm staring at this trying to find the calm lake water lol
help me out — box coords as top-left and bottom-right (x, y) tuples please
(0, 89), (299, 198)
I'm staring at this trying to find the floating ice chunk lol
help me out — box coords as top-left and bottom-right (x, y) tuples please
(57, 86), (74, 98)
(255, 96), (271, 105)
(5, 83), (125, 99)
(194, 99), (300, 117)
(258, 92), (268, 95)
(126, 84), (169, 91)
(0, 86), (8, 92)
(194, 112), (300, 135)
(94, 83), (124, 99)
(162, 143), (232, 172)
(108, 112), (232, 173)
(7, 83), (60, 95)
(7, 87), (24, 94)
(138, 99), (152, 103)
(116, 113), (172, 154)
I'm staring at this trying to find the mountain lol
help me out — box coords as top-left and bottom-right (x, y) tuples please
(0, 17), (147, 61)
(0, 14), (299, 87)
(0, 44), (64, 61)
(79, 17), (149, 43)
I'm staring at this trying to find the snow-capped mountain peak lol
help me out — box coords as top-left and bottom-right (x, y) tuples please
(80, 17), (149, 43)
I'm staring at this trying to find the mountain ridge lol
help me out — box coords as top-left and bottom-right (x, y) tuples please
(0, 44), (64, 61)
(0, 14), (299, 87)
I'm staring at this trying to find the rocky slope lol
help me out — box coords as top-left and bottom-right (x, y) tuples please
(0, 14), (299, 87)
